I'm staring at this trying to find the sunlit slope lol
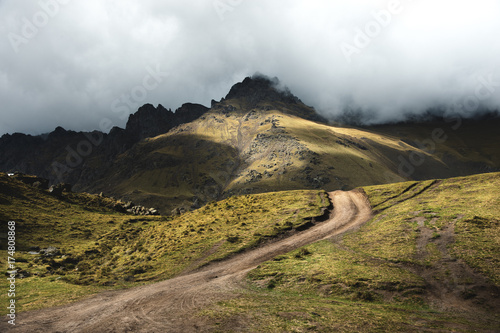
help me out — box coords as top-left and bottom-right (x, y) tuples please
(85, 101), (500, 213)
(86, 109), (401, 212)
(0, 172), (329, 313)
(207, 172), (500, 332)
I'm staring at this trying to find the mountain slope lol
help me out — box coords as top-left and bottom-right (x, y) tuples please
(82, 98), (500, 213)
(1, 75), (499, 214)
(0, 102), (209, 187)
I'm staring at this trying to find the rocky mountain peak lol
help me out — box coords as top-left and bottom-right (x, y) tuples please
(224, 74), (302, 106)
(125, 103), (208, 141)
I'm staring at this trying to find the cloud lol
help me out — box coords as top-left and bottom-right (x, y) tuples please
(0, 0), (499, 135)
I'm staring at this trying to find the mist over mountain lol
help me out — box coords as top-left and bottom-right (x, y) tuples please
(1, 71), (500, 332)
(1, 0), (499, 135)
(1, 74), (499, 214)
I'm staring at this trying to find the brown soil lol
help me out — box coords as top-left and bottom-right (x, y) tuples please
(4, 190), (372, 333)
(410, 220), (500, 314)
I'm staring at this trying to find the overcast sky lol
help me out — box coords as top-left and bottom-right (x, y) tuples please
(1, 0), (499, 135)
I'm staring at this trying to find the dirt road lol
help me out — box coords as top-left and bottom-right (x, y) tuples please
(7, 190), (372, 332)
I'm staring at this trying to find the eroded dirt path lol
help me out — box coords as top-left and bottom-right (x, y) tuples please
(7, 190), (372, 333)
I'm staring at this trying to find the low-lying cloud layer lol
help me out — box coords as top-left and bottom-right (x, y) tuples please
(1, 0), (499, 135)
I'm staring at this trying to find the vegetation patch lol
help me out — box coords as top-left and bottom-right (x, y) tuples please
(69, 190), (329, 285)
(249, 241), (425, 303)
(199, 290), (478, 333)
(0, 173), (329, 313)
(238, 172), (500, 331)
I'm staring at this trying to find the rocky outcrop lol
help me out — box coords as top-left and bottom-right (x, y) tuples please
(125, 103), (209, 142)
(126, 205), (159, 216)
(218, 75), (327, 123)
(39, 246), (61, 257)
(90, 194), (160, 215)
(0, 103), (209, 190)
(225, 75), (301, 106)
(11, 173), (49, 189)
(0, 76), (323, 198)
(48, 183), (73, 196)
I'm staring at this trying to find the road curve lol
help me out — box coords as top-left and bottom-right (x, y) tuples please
(8, 190), (372, 333)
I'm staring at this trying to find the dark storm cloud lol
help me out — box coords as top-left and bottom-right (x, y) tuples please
(1, 0), (499, 135)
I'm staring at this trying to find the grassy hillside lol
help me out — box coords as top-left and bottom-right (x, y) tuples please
(64, 189), (329, 286)
(0, 173), (161, 312)
(1, 172), (499, 331)
(368, 117), (500, 173)
(203, 172), (500, 331)
(0, 173), (329, 313)
(82, 100), (500, 214)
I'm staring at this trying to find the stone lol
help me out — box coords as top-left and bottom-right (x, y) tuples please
(40, 246), (60, 257)
(49, 185), (63, 196)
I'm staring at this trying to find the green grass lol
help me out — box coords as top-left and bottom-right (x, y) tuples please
(199, 290), (476, 333)
(248, 241), (425, 302)
(363, 173), (500, 283)
(0, 173), (160, 313)
(0, 172), (150, 252)
(204, 172), (500, 331)
(1, 276), (104, 313)
(68, 190), (329, 285)
(1, 171), (499, 331)
(0, 173), (329, 314)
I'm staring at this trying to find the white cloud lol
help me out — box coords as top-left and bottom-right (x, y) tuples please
(0, 0), (499, 135)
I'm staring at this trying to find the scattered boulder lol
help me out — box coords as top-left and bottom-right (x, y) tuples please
(49, 183), (73, 196)
(15, 269), (31, 278)
(12, 173), (49, 190)
(126, 205), (160, 216)
(246, 170), (263, 183)
(49, 185), (63, 196)
(122, 201), (133, 210)
(40, 246), (60, 257)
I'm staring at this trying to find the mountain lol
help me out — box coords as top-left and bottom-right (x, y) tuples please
(1, 74), (499, 330)
(0, 102), (209, 191)
(1, 75), (500, 213)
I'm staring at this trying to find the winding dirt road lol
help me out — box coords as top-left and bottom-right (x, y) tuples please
(7, 190), (372, 332)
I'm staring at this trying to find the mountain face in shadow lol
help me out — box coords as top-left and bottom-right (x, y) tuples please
(1, 75), (499, 213)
